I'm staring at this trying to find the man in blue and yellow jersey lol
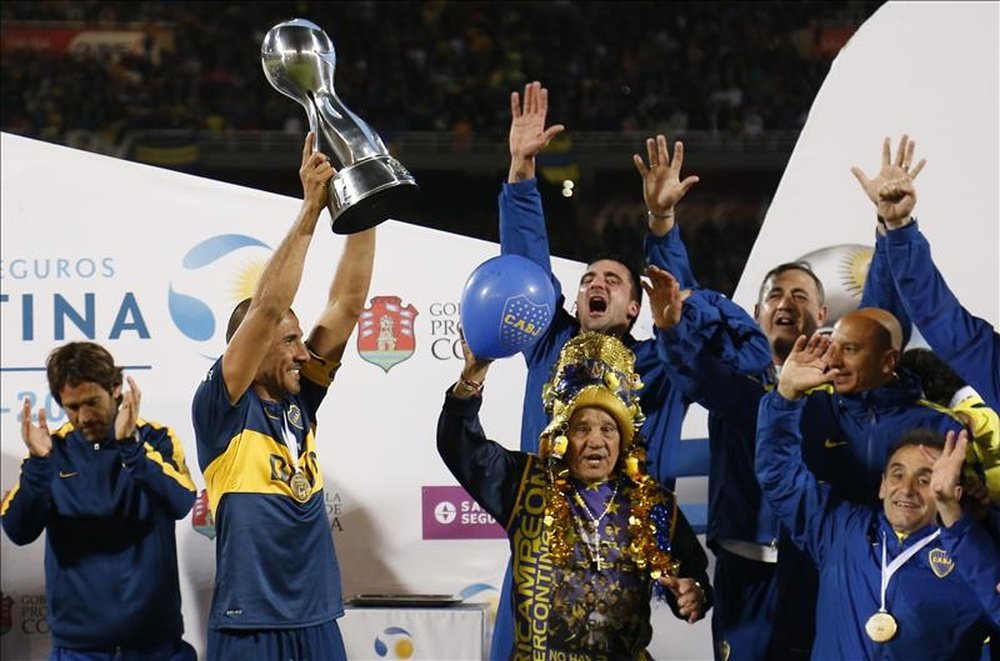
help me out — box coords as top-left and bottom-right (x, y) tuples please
(2, 341), (197, 661)
(191, 132), (376, 661)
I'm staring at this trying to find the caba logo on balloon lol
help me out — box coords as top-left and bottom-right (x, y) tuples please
(460, 255), (556, 359)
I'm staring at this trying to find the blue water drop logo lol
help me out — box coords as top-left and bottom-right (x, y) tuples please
(168, 285), (215, 341)
(168, 234), (272, 344)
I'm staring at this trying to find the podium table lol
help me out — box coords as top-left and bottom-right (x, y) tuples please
(340, 603), (489, 660)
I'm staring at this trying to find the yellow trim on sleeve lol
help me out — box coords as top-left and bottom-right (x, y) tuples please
(1, 478), (23, 517)
(138, 419), (196, 492)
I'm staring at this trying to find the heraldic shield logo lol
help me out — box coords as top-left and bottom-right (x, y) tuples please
(358, 296), (419, 372)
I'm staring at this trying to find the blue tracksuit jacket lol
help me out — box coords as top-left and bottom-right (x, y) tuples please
(656, 291), (776, 548)
(859, 227), (913, 346)
(655, 290), (779, 661)
(1, 420), (196, 650)
(756, 391), (994, 659)
(492, 178), (694, 661)
(939, 511), (1000, 629)
(498, 178), (691, 482)
(884, 221), (1000, 411)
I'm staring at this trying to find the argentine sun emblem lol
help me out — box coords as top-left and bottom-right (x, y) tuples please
(358, 296), (419, 372)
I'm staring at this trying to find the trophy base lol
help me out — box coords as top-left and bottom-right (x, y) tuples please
(328, 155), (419, 234)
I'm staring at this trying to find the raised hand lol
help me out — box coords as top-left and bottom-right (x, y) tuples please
(21, 398), (52, 458)
(657, 575), (707, 623)
(642, 265), (688, 331)
(300, 131), (336, 214)
(926, 429), (967, 502)
(850, 135), (926, 228)
(777, 334), (838, 400)
(114, 376), (141, 441)
(633, 134), (699, 234)
(508, 81), (565, 182)
(921, 429), (968, 527)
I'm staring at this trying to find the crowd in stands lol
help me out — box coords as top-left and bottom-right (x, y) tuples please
(0, 1), (879, 295)
(2, 1), (879, 141)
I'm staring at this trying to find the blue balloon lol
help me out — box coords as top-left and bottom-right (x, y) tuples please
(460, 254), (557, 359)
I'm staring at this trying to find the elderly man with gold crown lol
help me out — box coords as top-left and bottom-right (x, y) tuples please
(438, 332), (712, 661)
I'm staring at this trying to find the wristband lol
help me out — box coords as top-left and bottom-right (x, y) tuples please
(647, 209), (674, 221)
(454, 376), (484, 396)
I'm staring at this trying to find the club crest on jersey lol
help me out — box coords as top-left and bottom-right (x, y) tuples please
(928, 548), (954, 578)
(357, 295), (419, 373)
(286, 404), (304, 430)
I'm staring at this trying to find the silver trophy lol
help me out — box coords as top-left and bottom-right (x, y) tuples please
(262, 18), (417, 234)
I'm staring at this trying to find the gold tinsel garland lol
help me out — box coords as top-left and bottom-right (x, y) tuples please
(542, 443), (680, 580)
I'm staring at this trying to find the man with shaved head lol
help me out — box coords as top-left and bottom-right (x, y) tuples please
(756, 334), (995, 658)
(825, 308), (902, 396)
(191, 133), (376, 661)
(648, 262), (963, 658)
(791, 303), (965, 505)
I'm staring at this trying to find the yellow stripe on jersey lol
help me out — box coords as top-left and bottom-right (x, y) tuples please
(137, 418), (196, 492)
(202, 427), (324, 515)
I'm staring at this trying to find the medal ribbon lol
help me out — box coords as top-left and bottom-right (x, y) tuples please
(280, 411), (301, 473)
(878, 528), (940, 613)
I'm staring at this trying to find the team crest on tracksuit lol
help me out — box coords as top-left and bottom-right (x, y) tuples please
(358, 296), (419, 373)
(928, 548), (955, 578)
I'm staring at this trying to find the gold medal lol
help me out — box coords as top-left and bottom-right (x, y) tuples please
(864, 611), (897, 643)
(289, 470), (312, 503)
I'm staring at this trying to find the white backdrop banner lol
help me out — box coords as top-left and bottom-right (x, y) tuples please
(2, 3), (998, 660)
(0, 133), (715, 659)
(0, 131), (542, 659)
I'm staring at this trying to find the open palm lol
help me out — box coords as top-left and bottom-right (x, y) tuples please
(851, 135), (925, 226)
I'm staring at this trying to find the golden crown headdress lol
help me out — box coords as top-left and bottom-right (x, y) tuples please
(539, 332), (645, 459)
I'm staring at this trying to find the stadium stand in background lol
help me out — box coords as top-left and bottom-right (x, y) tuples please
(0, 1), (880, 294)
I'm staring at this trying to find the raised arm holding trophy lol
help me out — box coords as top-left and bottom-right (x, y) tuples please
(262, 18), (418, 233)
